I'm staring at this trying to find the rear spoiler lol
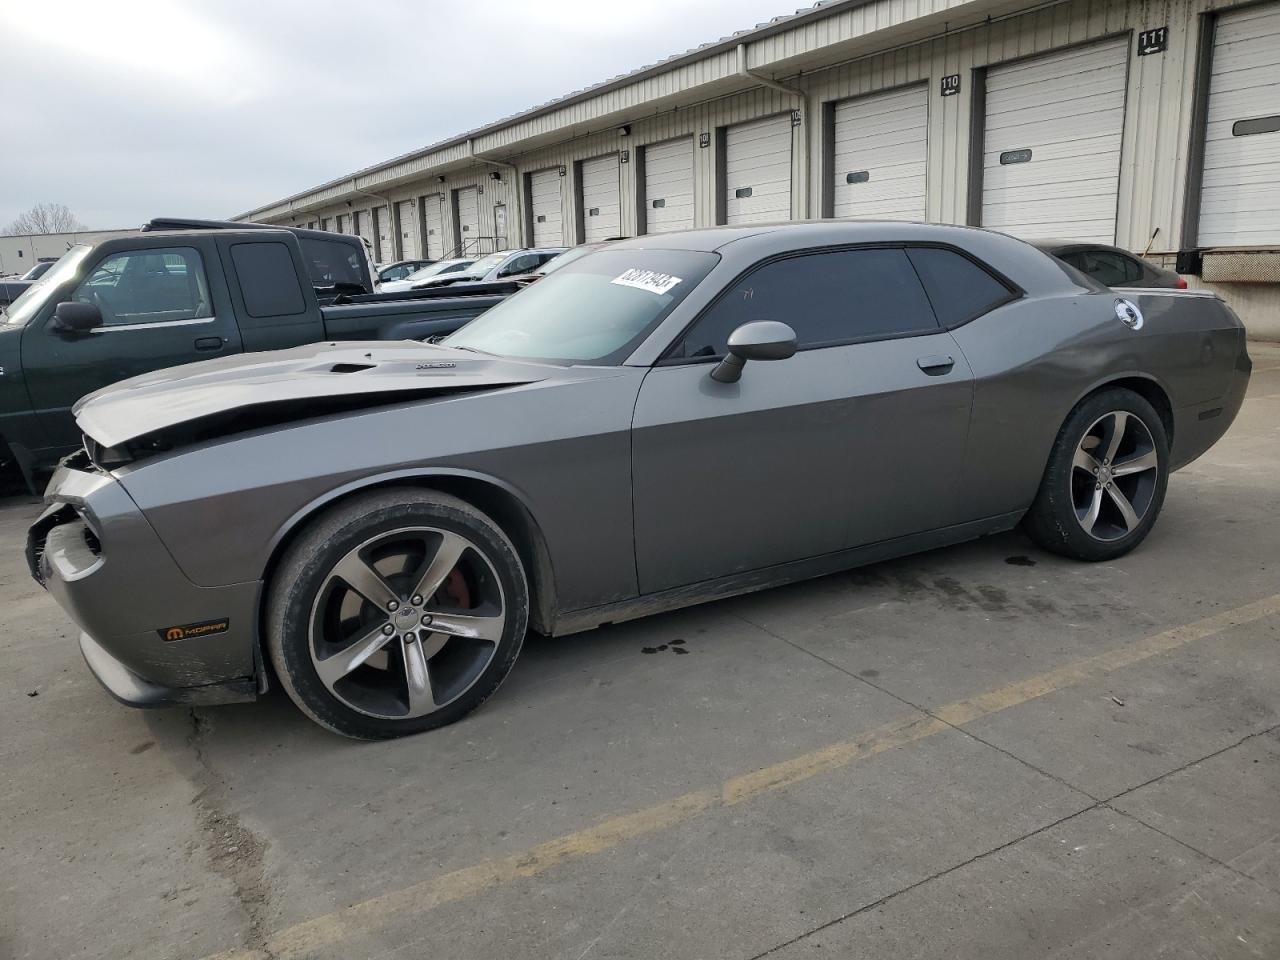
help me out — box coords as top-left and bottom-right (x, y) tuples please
(1123, 286), (1218, 298)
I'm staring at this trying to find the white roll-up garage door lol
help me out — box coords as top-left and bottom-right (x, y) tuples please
(1198, 3), (1280, 247)
(397, 200), (419, 260)
(981, 38), (1129, 243)
(580, 154), (621, 242)
(643, 137), (695, 233)
(832, 84), (928, 221)
(528, 169), (563, 246)
(423, 195), (445, 259)
(724, 114), (793, 225)
(373, 206), (391, 262)
(455, 188), (480, 254)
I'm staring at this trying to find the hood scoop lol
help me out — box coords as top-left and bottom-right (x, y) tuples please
(329, 362), (377, 374)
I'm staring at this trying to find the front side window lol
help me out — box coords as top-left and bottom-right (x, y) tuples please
(72, 246), (212, 326)
(670, 248), (938, 360)
(445, 248), (718, 364)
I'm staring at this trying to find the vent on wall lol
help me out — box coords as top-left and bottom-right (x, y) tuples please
(734, 187), (753, 199)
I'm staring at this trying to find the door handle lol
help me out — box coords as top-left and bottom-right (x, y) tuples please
(194, 336), (224, 352)
(916, 354), (955, 375)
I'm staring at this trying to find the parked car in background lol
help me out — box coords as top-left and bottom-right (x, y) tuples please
(0, 277), (32, 308)
(510, 241), (617, 286)
(0, 258), (60, 305)
(19, 259), (60, 281)
(0, 228), (511, 488)
(413, 247), (566, 288)
(380, 258), (476, 294)
(1034, 241), (1186, 289)
(29, 222), (1249, 739)
(377, 259), (435, 284)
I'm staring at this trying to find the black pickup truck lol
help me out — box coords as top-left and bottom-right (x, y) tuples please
(0, 225), (514, 489)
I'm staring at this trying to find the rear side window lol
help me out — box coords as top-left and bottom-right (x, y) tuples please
(301, 237), (365, 288)
(230, 242), (306, 318)
(672, 248), (938, 359)
(905, 247), (1015, 328)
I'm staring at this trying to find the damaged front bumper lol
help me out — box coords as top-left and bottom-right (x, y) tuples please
(28, 452), (261, 708)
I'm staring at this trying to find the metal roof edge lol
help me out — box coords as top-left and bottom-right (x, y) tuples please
(232, 0), (884, 220)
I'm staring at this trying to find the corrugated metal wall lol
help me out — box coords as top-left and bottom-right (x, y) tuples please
(275, 0), (1254, 263)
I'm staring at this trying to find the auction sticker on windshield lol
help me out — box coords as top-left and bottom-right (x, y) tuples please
(611, 268), (683, 296)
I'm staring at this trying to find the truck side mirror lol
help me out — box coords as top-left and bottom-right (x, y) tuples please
(710, 321), (798, 383)
(52, 301), (104, 335)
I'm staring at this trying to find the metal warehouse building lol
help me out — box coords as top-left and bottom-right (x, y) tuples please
(238, 0), (1280, 335)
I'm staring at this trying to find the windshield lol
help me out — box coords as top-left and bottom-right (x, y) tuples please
(2, 245), (93, 326)
(465, 252), (509, 277)
(444, 248), (718, 364)
(407, 259), (473, 282)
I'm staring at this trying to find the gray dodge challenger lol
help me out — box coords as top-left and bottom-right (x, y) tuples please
(29, 222), (1250, 739)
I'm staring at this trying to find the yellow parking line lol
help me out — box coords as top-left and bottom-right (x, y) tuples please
(206, 592), (1280, 960)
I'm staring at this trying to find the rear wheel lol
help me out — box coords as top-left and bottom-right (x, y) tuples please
(1023, 388), (1169, 561)
(267, 489), (528, 739)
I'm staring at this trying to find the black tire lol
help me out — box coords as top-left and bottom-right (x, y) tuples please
(1023, 388), (1170, 562)
(266, 488), (529, 739)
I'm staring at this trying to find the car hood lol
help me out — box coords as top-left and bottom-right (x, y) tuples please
(75, 340), (560, 449)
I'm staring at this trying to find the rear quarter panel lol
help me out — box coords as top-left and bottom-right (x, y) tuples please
(950, 288), (1243, 520)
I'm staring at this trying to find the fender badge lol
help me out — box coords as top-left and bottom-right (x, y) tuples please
(1114, 298), (1144, 331)
(159, 618), (230, 642)
(416, 362), (455, 370)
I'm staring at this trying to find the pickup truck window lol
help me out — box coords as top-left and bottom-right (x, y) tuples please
(72, 246), (212, 327)
(301, 238), (365, 289)
(230, 242), (307, 318)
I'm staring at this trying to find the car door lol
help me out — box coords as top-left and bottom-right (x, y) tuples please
(630, 246), (975, 595)
(22, 241), (241, 452)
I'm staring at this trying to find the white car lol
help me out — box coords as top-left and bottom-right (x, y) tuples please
(379, 258), (476, 294)
(411, 248), (566, 289)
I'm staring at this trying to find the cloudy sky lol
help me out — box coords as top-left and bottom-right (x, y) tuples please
(0, 0), (795, 230)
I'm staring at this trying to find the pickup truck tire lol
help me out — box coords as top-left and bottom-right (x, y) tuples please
(1024, 388), (1169, 562)
(266, 488), (529, 739)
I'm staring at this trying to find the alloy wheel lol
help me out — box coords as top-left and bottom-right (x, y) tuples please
(308, 526), (507, 720)
(1071, 410), (1160, 542)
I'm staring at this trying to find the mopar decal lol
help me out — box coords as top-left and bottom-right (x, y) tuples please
(158, 618), (230, 642)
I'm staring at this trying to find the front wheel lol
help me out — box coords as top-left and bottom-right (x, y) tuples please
(267, 489), (529, 739)
(1023, 388), (1169, 562)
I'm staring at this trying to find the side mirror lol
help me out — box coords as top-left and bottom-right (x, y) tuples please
(710, 321), (797, 383)
(52, 301), (103, 335)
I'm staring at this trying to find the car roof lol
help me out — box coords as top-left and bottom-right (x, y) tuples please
(1028, 239), (1131, 256)
(608, 220), (1041, 254)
